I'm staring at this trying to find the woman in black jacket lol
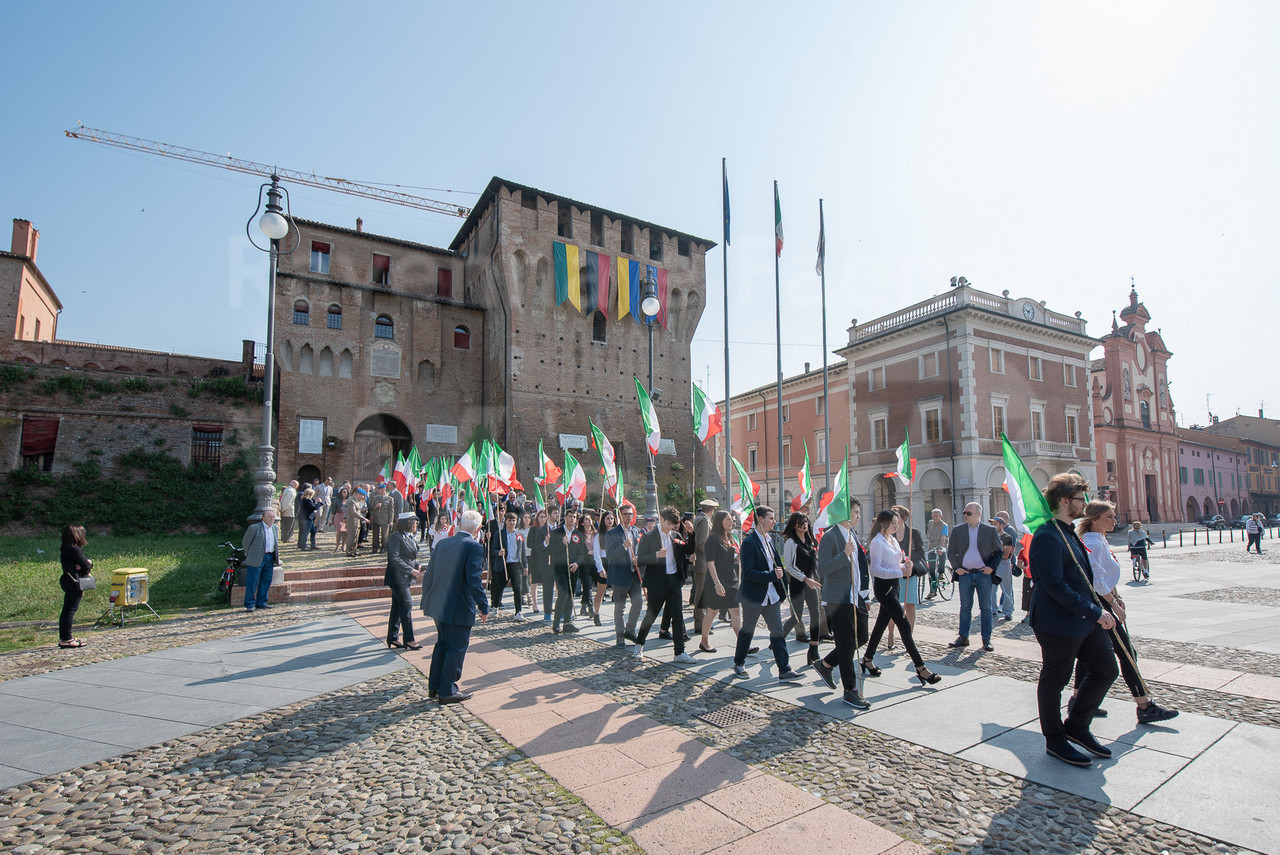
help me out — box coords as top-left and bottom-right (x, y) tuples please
(780, 512), (824, 662)
(58, 524), (93, 649)
(528, 508), (552, 617)
(546, 507), (588, 634)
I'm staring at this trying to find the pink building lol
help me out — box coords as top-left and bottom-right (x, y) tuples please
(1176, 428), (1249, 521)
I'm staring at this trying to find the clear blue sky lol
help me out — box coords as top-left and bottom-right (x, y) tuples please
(4, 1), (1276, 425)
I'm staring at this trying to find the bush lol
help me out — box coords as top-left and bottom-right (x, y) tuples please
(186, 375), (262, 404)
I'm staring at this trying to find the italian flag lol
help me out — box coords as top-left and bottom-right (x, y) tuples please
(692, 383), (722, 444)
(490, 440), (515, 485)
(589, 419), (620, 501)
(792, 441), (813, 512)
(437, 456), (453, 503)
(379, 458), (393, 486)
(814, 451), (850, 531)
(532, 480), (545, 510)
(634, 378), (662, 455)
(729, 456), (759, 516)
(391, 451), (408, 496)
(451, 443), (478, 483)
(537, 439), (562, 485)
(562, 450), (587, 503)
(774, 181), (784, 257)
(888, 430), (915, 486)
(1001, 433), (1053, 569)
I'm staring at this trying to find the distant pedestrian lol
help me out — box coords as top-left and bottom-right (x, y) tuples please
(1127, 521), (1152, 579)
(1246, 513), (1264, 554)
(344, 488), (368, 556)
(422, 509), (490, 703)
(993, 512), (1017, 621)
(385, 513), (424, 650)
(368, 485), (393, 553)
(297, 488), (319, 550)
(58, 524), (94, 648)
(279, 480), (298, 542)
(242, 509), (280, 612)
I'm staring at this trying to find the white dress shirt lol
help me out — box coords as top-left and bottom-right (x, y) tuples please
(758, 530), (780, 605)
(263, 522), (276, 554)
(662, 530), (677, 575)
(869, 532), (904, 580)
(1082, 531), (1121, 596)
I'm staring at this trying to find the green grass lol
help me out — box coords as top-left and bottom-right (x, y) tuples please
(0, 533), (240, 649)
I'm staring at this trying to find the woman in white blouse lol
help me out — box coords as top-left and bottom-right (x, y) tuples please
(862, 509), (941, 686)
(1069, 501), (1178, 725)
(589, 509), (616, 626)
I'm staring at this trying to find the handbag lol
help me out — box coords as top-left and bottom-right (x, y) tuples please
(76, 575), (97, 592)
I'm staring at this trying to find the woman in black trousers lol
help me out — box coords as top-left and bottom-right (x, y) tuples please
(58, 524), (93, 649)
(862, 509), (940, 686)
(384, 514), (423, 650)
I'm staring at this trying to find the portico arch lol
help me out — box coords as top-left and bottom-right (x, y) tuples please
(353, 414), (413, 482)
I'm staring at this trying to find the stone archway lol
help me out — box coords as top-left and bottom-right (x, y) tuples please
(1186, 497), (1198, 523)
(353, 414), (413, 482)
(871, 475), (897, 515)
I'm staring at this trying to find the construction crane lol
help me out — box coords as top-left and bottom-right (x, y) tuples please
(65, 124), (472, 218)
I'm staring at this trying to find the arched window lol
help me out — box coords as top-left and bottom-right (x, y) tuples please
(1140, 400), (1151, 430)
(293, 299), (310, 325)
(453, 325), (470, 349)
(374, 315), (394, 340)
(592, 311), (607, 344)
(326, 304), (342, 330)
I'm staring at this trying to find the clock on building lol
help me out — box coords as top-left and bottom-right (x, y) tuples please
(1021, 302), (1036, 321)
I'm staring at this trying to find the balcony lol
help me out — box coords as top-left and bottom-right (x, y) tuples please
(849, 285), (1089, 344)
(1014, 440), (1079, 460)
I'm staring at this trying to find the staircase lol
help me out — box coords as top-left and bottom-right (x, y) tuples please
(232, 557), (413, 605)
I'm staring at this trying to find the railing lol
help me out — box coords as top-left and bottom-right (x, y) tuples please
(851, 286), (1089, 343)
(1013, 440), (1079, 459)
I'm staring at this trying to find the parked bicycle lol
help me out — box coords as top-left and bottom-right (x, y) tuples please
(921, 547), (954, 601)
(216, 541), (246, 604)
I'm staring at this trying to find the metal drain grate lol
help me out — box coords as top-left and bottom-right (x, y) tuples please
(698, 704), (763, 728)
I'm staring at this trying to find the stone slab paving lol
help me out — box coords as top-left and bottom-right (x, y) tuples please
(338, 601), (930, 855)
(0, 615), (406, 788)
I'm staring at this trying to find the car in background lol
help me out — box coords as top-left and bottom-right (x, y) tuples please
(1228, 516), (1251, 529)
(1268, 514), (1280, 527)
(1197, 515), (1227, 530)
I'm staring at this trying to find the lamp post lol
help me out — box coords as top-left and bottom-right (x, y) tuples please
(641, 270), (662, 522)
(246, 175), (296, 522)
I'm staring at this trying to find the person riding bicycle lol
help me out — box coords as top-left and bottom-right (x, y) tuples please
(1127, 521), (1152, 580)
(923, 509), (949, 600)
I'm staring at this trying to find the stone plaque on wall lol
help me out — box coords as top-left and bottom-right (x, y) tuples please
(559, 433), (588, 451)
(424, 424), (458, 444)
(298, 418), (324, 454)
(371, 342), (401, 378)
(657, 439), (676, 456)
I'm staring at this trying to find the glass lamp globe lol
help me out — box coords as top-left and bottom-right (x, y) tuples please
(642, 295), (661, 316)
(259, 210), (289, 240)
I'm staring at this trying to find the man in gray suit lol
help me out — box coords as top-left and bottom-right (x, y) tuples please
(813, 498), (870, 710)
(241, 509), (280, 612)
(947, 502), (1005, 651)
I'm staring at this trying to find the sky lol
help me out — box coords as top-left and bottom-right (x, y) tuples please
(3, 1), (1277, 426)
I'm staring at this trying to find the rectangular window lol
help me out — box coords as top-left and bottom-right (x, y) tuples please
(815, 431), (827, 463)
(781, 404), (790, 423)
(590, 211), (604, 246)
(521, 190), (538, 210)
(1066, 414), (1078, 446)
(1031, 410), (1044, 441)
(34, 319), (40, 339)
(437, 267), (453, 298)
(815, 395), (825, 415)
(1064, 363), (1077, 387)
(1193, 468), (1204, 485)
(782, 440), (791, 468)
(620, 222), (633, 255)
(748, 446), (758, 471)
(925, 408), (942, 443)
(557, 202), (572, 238)
(992, 404), (1006, 438)
(1028, 355), (1042, 381)
(372, 253), (391, 285)
(747, 412), (757, 431)
(191, 426), (223, 469)
(310, 241), (331, 274)
(649, 228), (663, 261)
(678, 236), (690, 257)
(1107, 460), (1115, 478)
(326, 306), (342, 330)
(20, 416), (58, 472)
(872, 417), (888, 450)
(1179, 466), (1188, 484)
(990, 348), (1005, 374)
(868, 366), (885, 391)
(921, 352), (938, 378)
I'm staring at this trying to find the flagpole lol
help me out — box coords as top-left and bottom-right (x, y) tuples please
(818, 198), (831, 495)
(722, 158), (732, 506)
(773, 180), (784, 511)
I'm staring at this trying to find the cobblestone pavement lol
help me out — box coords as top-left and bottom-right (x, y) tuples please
(1158, 546), (1279, 566)
(478, 619), (1261, 855)
(0, 667), (641, 855)
(1174, 586), (1280, 607)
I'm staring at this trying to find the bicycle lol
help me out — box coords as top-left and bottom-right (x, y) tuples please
(217, 542), (246, 604)
(921, 547), (954, 601)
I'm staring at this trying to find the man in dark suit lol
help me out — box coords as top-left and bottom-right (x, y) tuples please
(604, 502), (645, 648)
(946, 502), (1005, 651)
(732, 506), (804, 683)
(422, 509), (490, 703)
(633, 507), (697, 663)
(1029, 473), (1118, 767)
(813, 498), (870, 709)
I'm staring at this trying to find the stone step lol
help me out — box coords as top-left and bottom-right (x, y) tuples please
(293, 586), (417, 603)
(287, 577), (421, 594)
(282, 565), (385, 582)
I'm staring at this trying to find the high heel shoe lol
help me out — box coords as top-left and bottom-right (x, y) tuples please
(859, 658), (882, 677)
(915, 666), (941, 685)
(387, 640), (404, 649)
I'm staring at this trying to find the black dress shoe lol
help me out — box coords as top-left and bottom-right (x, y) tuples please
(948, 637), (970, 648)
(439, 692), (472, 704)
(427, 689), (438, 699)
(1067, 696), (1108, 719)
(981, 642), (995, 652)
(658, 630), (673, 640)
(1046, 739), (1092, 767)
(1063, 723), (1112, 758)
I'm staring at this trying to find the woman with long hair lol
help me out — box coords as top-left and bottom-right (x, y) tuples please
(780, 512), (823, 665)
(591, 509), (616, 626)
(58, 524), (93, 649)
(517, 512), (533, 608)
(298, 488), (319, 550)
(576, 512), (598, 619)
(885, 504), (926, 650)
(1069, 501), (1178, 724)
(701, 510), (743, 653)
(384, 514), (423, 650)
(528, 508), (552, 618)
(863, 509), (940, 686)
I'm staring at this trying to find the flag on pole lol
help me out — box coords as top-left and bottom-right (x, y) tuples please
(815, 202), (825, 276)
(792, 442), (813, 512)
(379, 458), (393, 486)
(888, 430), (915, 486)
(537, 439), (562, 485)
(722, 158), (731, 247)
(1001, 432), (1053, 560)
(634, 377), (662, 455)
(774, 181), (783, 257)
(391, 451), (409, 496)
(451, 443), (478, 483)
(692, 383), (723, 444)
(532, 479), (545, 510)
(729, 456), (759, 516)
(491, 441), (515, 485)
(814, 451), (850, 531)
(562, 450), (586, 503)
(588, 419), (620, 501)
(405, 446), (423, 494)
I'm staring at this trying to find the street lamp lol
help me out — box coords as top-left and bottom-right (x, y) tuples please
(641, 270), (661, 522)
(245, 175), (297, 522)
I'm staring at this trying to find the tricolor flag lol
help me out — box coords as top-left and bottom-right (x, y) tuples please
(774, 181), (784, 257)
(490, 441), (515, 485)
(814, 451), (850, 531)
(405, 446), (422, 494)
(391, 451), (409, 497)
(588, 419), (620, 501)
(634, 378), (662, 455)
(888, 431), (915, 486)
(815, 201), (825, 277)
(532, 479), (545, 511)
(537, 439), (562, 485)
(1001, 433), (1053, 567)
(729, 456), (759, 516)
(792, 442), (813, 512)
(584, 250), (611, 315)
(437, 456), (453, 503)
(562, 450), (586, 503)
(451, 443), (478, 483)
(553, 241), (582, 311)
(616, 258), (635, 321)
(379, 458), (393, 486)
(691, 383), (723, 445)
